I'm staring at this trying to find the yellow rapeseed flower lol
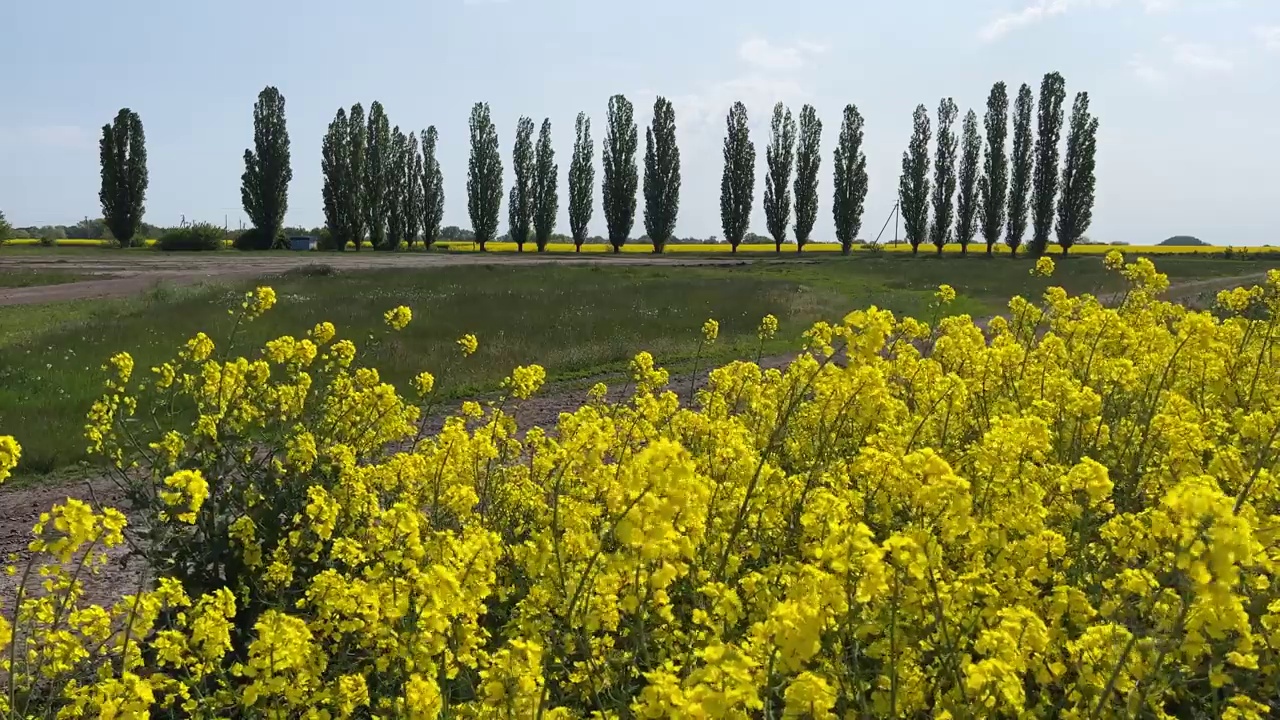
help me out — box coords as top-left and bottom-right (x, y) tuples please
(1031, 256), (1056, 277)
(758, 314), (779, 340)
(702, 319), (720, 343)
(383, 305), (413, 331)
(457, 333), (479, 356)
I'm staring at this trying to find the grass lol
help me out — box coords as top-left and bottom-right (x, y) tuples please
(0, 269), (89, 288)
(0, 254), (1275, 477)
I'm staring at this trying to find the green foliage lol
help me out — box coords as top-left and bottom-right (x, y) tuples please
(467, 102), (503, 251)
(0, 209), (10, 245)
(38, 231), (59, 248)
(420, 126), (445, 249)
(979, 82), (1010, 255)
(1006, 84), (1035, 257)
(364, 101), (392, 250)
(832, 104), (868, 255)
(1056, 92), (1099, 255)
(532, 119), (559, 252)
(1030, 71), (1067, 257)
(232, 227), (284, 251)
(719, 102), (755, 252)
(347, 104), (368, 250)
(643, 96), (681, 253)
(99, 108), (148, 248)
(930, 98), (959, 255)
(569, 113), (595, 252)
(1161, 235), (1208, 247)
(764, 102), (796, 252)
(792, 105), (822, 252)
(385, 127), (410, 251)
(321, 108), (352, 251)
(157, 222), (225, 251)
(508, 116), (535, 252)
(899, 104), (931, 254)
(602, 95), (638, 253)
(955, 109), (982, 253)
(240, 86), (292, 250)
(405, 132), (423, 248)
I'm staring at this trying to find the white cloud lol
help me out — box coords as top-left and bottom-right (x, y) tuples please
(1168, 39), (1235, 71)
(737, 37), (826, 71)
(1255, 25), (1280, 50)
(1129, 54), (1171, 86)
(978, 0), (1183, 41)
(670, 75), (807, 136)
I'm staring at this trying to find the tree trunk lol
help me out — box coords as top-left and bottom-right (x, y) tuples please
(479, 240), (487, 252)
(1062, 245), (1069, 256)
(842, 245), (850, 256)
(986, 244), (993, 257)
(961, 245), (968, 256)
(912, 245), (919, 256)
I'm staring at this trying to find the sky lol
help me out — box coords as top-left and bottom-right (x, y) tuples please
(2, 0), (1279, 245)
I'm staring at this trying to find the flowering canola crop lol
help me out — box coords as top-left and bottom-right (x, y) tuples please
(2, 253), (1280, 718)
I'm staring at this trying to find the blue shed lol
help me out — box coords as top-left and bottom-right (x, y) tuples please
(289, 235), (317, 251)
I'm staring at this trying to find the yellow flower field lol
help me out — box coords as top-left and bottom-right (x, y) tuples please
(4, 237), (1266, 255)
(1, 252), (1279, 717)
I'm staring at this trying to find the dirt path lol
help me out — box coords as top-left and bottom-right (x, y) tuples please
(0, 270), (1271, 606)
(0, 252), (786, 306)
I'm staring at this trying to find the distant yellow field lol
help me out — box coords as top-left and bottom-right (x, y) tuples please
(3, 237), (1266, 255)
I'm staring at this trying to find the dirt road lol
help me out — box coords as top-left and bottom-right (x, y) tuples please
(0, 252), (771, 306)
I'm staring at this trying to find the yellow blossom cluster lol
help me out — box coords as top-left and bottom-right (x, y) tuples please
(3, 262), (1280, 718)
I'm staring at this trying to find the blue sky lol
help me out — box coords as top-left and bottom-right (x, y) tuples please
(2, 0), (1278, 244)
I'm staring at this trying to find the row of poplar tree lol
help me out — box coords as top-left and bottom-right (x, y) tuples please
(94, 77), (1095, 256)
(898, 71), (1100, 258)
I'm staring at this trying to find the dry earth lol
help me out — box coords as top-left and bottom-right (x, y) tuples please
(0, 252), (780, 306)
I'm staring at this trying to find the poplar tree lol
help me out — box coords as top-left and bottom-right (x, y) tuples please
(602, 95), (638, 252)
(240, 86), (292, 249)
(954, 110), (981, 254)
(404, 131), (422, 249)
(719, 102), (755, 253)
(532, 119), (559, 252)
(508, 116), (535, 252)
(792, 105), (822, 252)
(347, 103), (368, 250)
(420, 126), (444, 249)
(1030, 71), (1067, 257)
(99, 108), (148, 248)
(320, 108), (350, 250)
(899, 104), (931, 255)
(978, 82), (1009, 255)
(643, 96), (681, 253)
(364, 101), (392, 250)
(1006, 84), (1034, 257)
(930, 98), (959, 255)
(568, 113), (595, 252)
(764, 102), (796, 253)
(1055, 92), (1099, 255)
(385, 127), (409, 251)
(467, 103), (503, 251)
(832, 104), (868, 255)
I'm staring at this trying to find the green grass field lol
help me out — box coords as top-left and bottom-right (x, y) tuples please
(0, 254), (1275, 475)
(0, 269), (89, 288)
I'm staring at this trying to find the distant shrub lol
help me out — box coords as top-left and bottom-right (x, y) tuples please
(1159, 235), (1207, 246)
(38, 231), (59, 248)
(156, 223), (225, 251)
(233, 227), (284, 251)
